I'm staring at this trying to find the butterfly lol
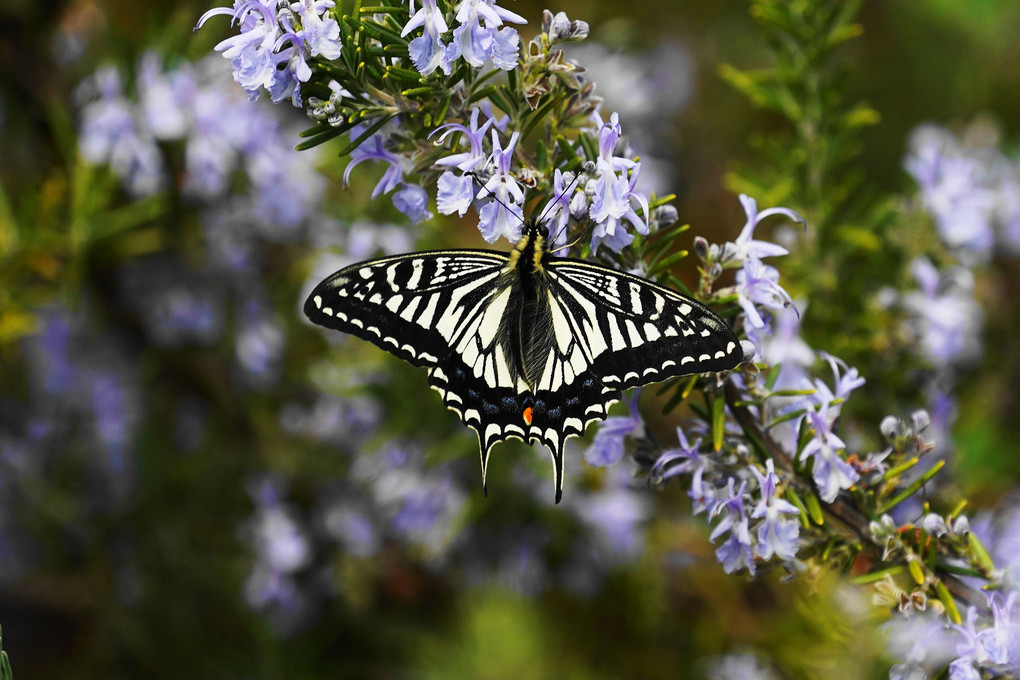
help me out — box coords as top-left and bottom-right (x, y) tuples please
(304, 218), (743, 502)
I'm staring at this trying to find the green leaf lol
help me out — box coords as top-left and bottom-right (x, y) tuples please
(647, 250), (689, 277)
(711, 395), (726, 452)
(1, 624), (12, 680)
(335, 114), (395, 158)
(934, 580), (962, 625)
(877, 460), (947, 514)
(295, 123), (354, 151)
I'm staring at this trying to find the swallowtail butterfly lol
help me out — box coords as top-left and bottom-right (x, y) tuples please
(305, 219), (742, 502)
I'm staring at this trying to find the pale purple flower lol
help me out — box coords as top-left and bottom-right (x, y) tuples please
(445, 0), (525, 70)
(710, 479), (755, 574)
(800, 406), (858, 502)
(736, 255), (795, 330)
(431, 107), (494, 173)
(903, 256), (982, 366)
(589, 162), (650, 254)
(650, 426), (704, 483)
(540, 169), (581, 249)
(197, 0), (283, 98)
(753, 302), (813, 385)
(583, 391), (641, 467)
(749, 460), (800, 561)
(293, 0), (342, 60)
(342, 133), (405, 198)
(392, 183), (432, 224)
(488, 27), (520, 69)
(402, 0), (451, 75)
(436, 170), (476, 216)
(476, 130), (525, 242)
(727, 194), (803, 263)
(714, 517), (755, 575)
(267, 37), (310, 106)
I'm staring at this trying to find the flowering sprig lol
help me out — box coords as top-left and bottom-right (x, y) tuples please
(190, 1), (1020, 675)
(197, 2), (662, 259)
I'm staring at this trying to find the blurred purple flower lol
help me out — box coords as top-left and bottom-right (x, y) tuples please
(392, 183), (433, 224)
(650, 426), (704, 483)
(573, 465), (651, 563)
(749, 460), (799, 561)
(77, 66), (165, 197)
(710, 479), (755, 574)
(91, 372), (136, 475)
(236, 297), (285, 385)
(737, 255), (795, 330)
(583, 390), (641, 467)
(800, 406), (858, 503)
(903, 256), (982, 366)
(29, 309), (76, 395)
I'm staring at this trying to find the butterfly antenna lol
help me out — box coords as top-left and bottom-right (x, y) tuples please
(466, 170), (526, 227)
(551, 218), (597, 256)
(546, 164), (592, 248)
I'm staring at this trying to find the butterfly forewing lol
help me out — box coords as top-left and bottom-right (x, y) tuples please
(304, 250), (509, 367)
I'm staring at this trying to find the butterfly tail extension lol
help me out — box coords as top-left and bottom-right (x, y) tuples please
(550, 440), (565, 504)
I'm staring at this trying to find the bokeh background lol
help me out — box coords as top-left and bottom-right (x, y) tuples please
(2, 0), (1020, 678)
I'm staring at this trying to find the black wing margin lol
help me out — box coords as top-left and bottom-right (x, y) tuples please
(304, 250), (509, 367)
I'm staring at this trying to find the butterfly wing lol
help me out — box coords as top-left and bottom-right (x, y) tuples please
(509, 258), (743, 500)
(543, 259), (743, 388)
(304, 249), (509, 367)
(305, 249), (534, 490)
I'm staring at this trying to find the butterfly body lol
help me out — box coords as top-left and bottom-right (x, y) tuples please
(305, 219), (742, 502)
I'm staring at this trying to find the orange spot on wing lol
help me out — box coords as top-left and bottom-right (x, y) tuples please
(522, 407), (533, 425)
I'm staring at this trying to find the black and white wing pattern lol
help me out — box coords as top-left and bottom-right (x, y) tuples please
(305, 240), (743, 504)
(543, 259), (743, 389)
(304, 250), (509, 367)
(304, 249), (544, 492)
(497, 259), (742, 500)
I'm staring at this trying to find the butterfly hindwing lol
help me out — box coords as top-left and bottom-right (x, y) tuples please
(304, 250), (509, 367)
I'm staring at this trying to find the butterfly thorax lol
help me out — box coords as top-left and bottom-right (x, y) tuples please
(501, 220), (555, 391)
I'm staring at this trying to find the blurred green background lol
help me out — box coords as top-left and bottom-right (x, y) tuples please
(1, 0), (1019, 678)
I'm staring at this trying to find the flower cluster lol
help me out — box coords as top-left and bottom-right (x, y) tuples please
(196, 0), (343, 106)
(885, 592), (1020, 680)
(905, 122), (1020, 262)
(338, 73), (652, 252)
(402, 0), (525, 76)
(77, 52), (325, 228)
